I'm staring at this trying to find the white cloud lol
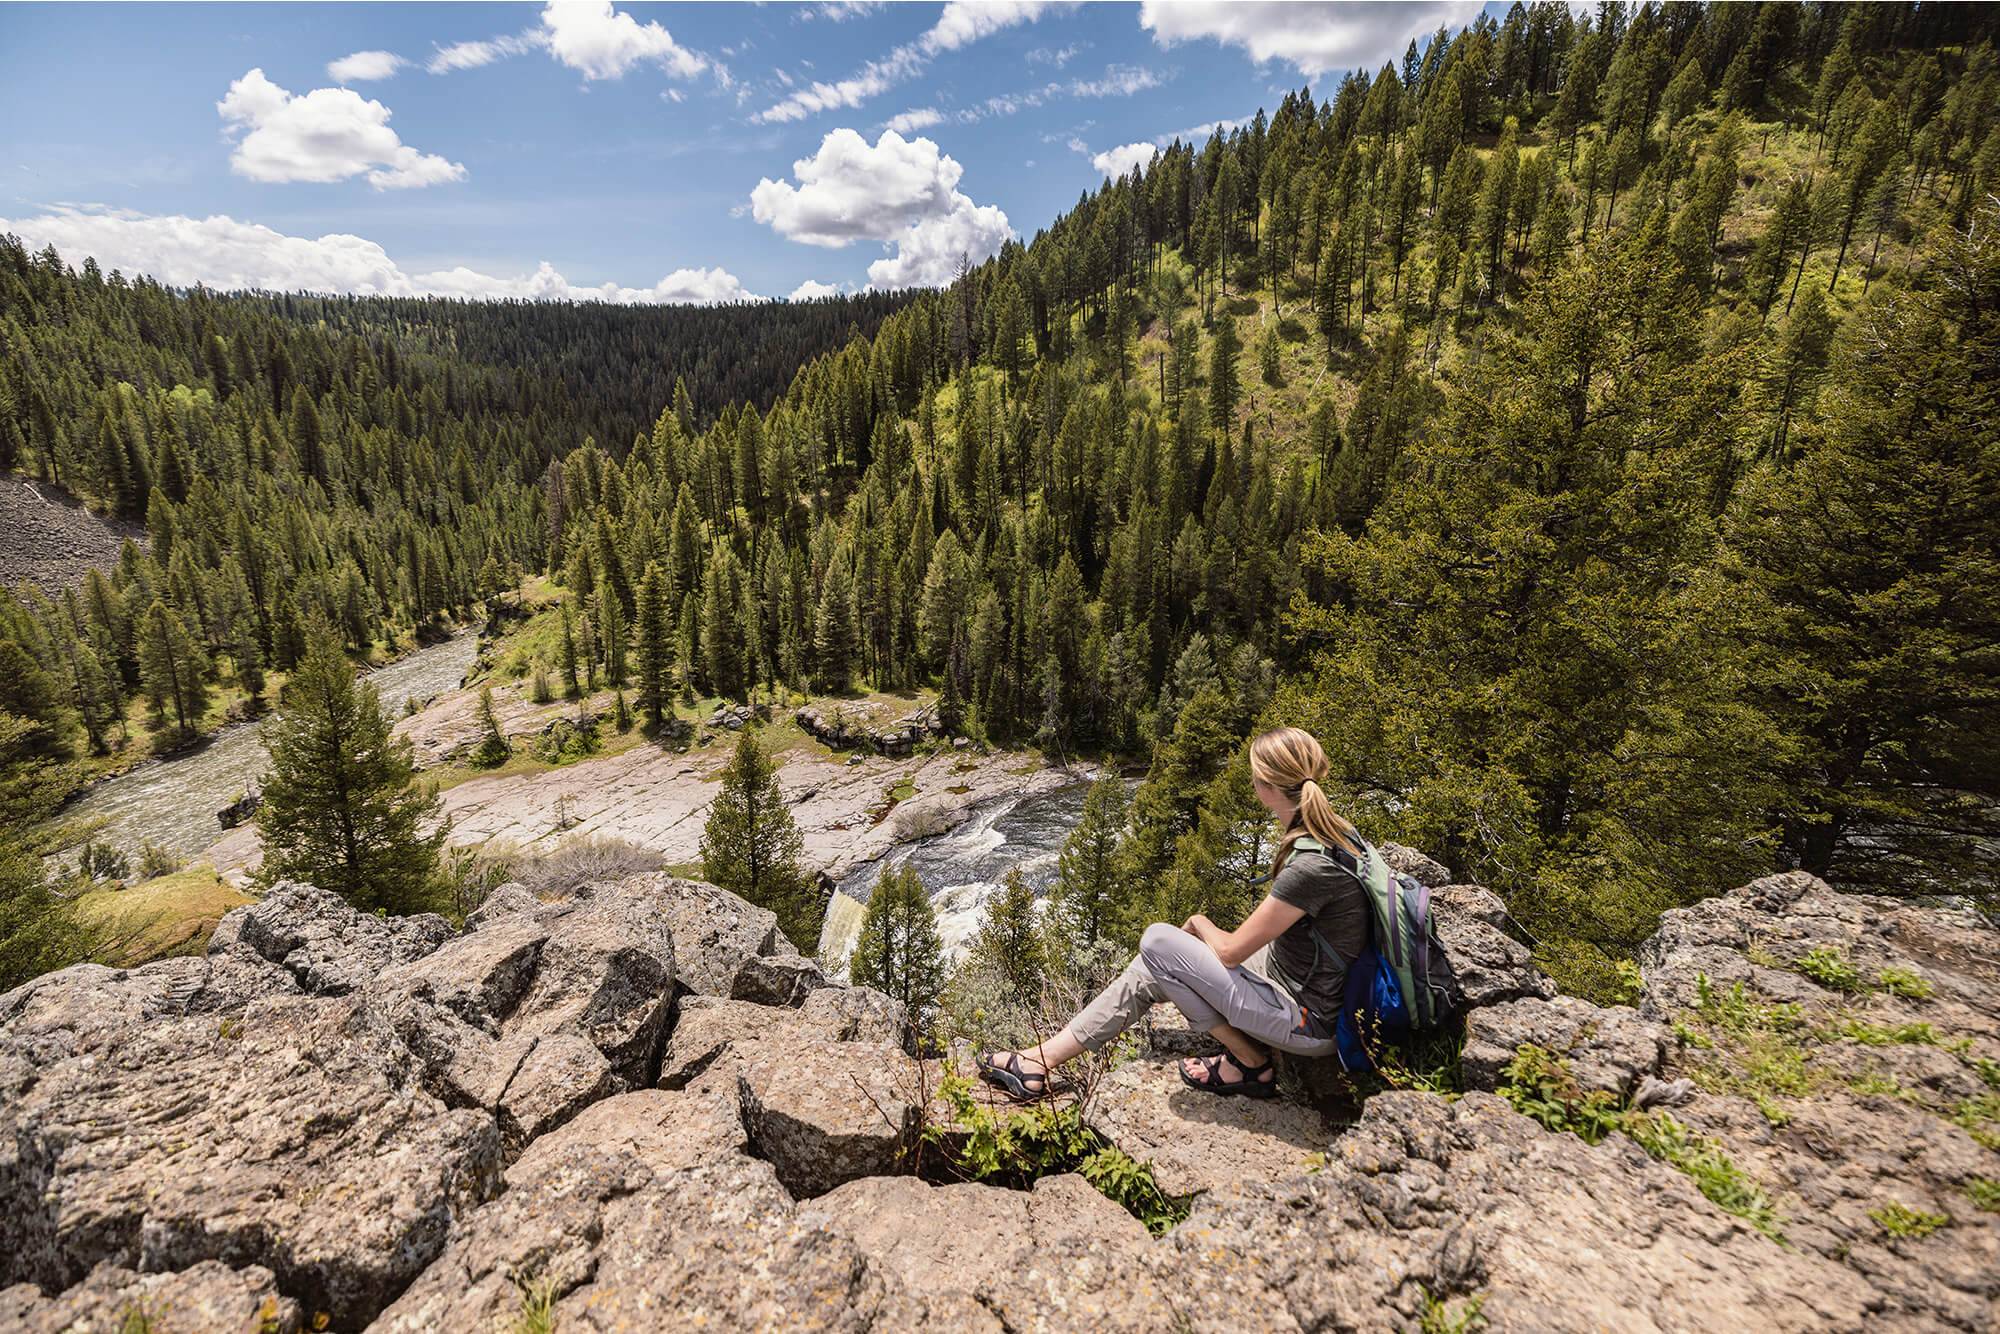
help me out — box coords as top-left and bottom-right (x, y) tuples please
(328, 50), (406, 82)
(428, 31), (548, 74)
(807, 1), (882, 21)
(217, 69), (465, 189)
(1027, 43), (1084, 67)
(750, 128), (965, 248)
(1091, 142), (1159, 177)
(866, 196), (1011, 289)
(884, 107), (943, 133)
(788, 279), (843, 300)
(541, 0), (707, 81)
(1138, 0), (1481, 76)
(2, 204), (759, 303)
(1069, 64), (1162, 98)
(755, 0), (1056, 123)
(427, 4), (712, 84)
(747, 128), (1012, 290)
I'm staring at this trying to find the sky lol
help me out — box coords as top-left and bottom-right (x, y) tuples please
(0, 1), (1499, 304)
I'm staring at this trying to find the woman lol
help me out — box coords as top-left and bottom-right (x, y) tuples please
(978, 726), (1370, 1099)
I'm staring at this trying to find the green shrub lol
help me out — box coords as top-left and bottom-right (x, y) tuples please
(1417, 1287), (1488, 1334)
(1875, 966), (1933, 1001)
(1832, 1017), (1940, 1047)
(1794, 946), (1864, 992)
(1497, 1045), (1625, 1145)
(1868, 1201), (1949, 1239)
(1966, 1178), (2000, 1213)
(1625, 1111), (1783, 1241)
(926, 1073), (1190, 1235)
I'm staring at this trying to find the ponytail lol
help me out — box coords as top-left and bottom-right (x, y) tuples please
(1249, 728), (1363, 880)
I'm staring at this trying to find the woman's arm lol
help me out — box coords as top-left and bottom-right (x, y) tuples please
(1183, 894), (1306, 968)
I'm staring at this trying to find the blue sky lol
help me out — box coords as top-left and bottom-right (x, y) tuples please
(0, 2), (1494, 303)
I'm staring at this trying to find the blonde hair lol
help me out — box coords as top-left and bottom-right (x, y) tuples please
(1249, 726), (1363, 875)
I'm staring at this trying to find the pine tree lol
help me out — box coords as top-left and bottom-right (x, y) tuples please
(970, 867), (1043, 997)
(848, 861), (946, 1015)
(257, 618), (448, 914)
(1207, 318), (1241, 434)
(559, 602), (582, 699)
(473, 684), (510, 767)
(0, 712), (92, 991)
(1048, 776), (1129, 951)
(634, 562), (672, 730)
(700, 730), (820, 951)
(137, 599), (210, 747)
(814, 555), (859, 692)
(1732, 200), (2000, 897)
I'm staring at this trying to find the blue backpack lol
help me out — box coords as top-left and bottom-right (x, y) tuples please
(1291, 835), (1464, 1072)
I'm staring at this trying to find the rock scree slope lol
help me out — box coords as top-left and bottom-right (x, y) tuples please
(0, 861), (1992, 1331)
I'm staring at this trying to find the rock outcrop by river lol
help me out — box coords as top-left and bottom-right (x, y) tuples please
(3, 861), (1993, 1331)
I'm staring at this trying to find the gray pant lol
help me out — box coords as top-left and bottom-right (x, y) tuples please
(1065, 923), (1339, 1058)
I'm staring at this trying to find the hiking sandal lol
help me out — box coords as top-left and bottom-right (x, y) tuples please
(977, 1050), (1053, 1102)
(1179, 1049), (1279, 1099)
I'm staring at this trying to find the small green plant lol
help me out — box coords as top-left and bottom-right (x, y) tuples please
(1497, 1045), (1625, 1145)
(1965, 1178), (2000, 1212)
(1849, 1072), (1910, 1099)
(1417, 1286), (1488, 1333)
(1610, 958), (1645, 1006)
(1875, 966), (1932, 1001)
(1832, 1017), (1940, 1047)
(1753, 1093), (1792, 1127)
(1967, 1056), (2000, 1090)
(509, 1271), (560, 1334)
(1302, 1150), (1329, 1173)
(1693, 975), (1805, 1034)
(1952, 1094), (2000, 1151)
(1794, 946), (1864, 993)
(926, 1073), (1190, 1234)
(116, 1302), (158, 1334)
(1625, 1111), (1784, 1241)
(1868, 1201), (1949, 1240)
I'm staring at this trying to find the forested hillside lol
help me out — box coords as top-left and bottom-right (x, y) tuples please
(4, 0), (1996, 998)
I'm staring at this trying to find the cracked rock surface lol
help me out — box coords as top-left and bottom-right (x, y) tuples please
(2, 862), (1993, 1331)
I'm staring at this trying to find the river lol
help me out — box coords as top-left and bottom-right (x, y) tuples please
(62, 630), (482, 866)
(817, 778), (1132, 975)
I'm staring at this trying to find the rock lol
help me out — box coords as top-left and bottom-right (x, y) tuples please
(0, 950), (296, 1059)
(736, 1039), (925, 1197)
(1636, 869), (2000, 1328)
(1139, 1001), (1223, 1058)
(1084, 1057), (1332, 1198)
(506, 1088), (745, 1185)
(371, 1151), (887, 1332)
(0, 990), (503, 1330)
(503, 880), (677, 1082)
(797, 1172), (1174, 1331)
(1435, 881), (1513, 930)
(215, 789), (261, 830)
(1461, 995), (1670, 1099)
(1380, 842), (1451, 888)
(656, 995), (777, 1092)
(1154, 1090), (1878, 1333)
(462, 882), (538, 930)
(635, 873), (792, 999)
(798, 983), (911, 1047)
(209, 881), (452, 996)
(0, 1260), (301, 1333)
(1437, 912), (1556, 1008)
(736, 949), (830, 1006)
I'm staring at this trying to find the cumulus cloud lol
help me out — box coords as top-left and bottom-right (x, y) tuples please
(747, 128), (1012, 290)
(327, 50), (406, 82)
(1091, 142), (1159, 177)
(756, 0), (1055, 123)
(750, 128), (966, 247)
(865, 196), (1011, 289)
(788, 278), (843, 300)
(217, 69), (465, 188)
(427, 3), (711, 84)
(541, 0), (707, 80)
(1, 204), (759, 303)
(1138, 0), (1481, 76)
(884, 107), (943, 134)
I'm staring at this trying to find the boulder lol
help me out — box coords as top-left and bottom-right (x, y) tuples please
(208, 881), (452, 996)
(736, 1038), (926, 1197)
(1153, 1090), (1878, 1333)
(0, 1260), (300, 1334)
(1436, 910), (1556, 1008)
(1084, 1057), (1333, 1198)
(798, 1172), (1174, 1331)
(462, 882), (539, 931)
(1380, 842), (1451, 888)
(0, 990), (502, 1330)
(633, 873), (805, 1001)
(1461, 995), (1670, 1099)
(371, 1150), (887, 1332)
(505, 1088), (745, 1186)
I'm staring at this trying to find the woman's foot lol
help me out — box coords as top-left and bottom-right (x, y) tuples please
(1179, 1048), (1278, 1098)
(977, 1049), (1053, 1102)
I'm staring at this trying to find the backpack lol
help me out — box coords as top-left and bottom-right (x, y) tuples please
(1291, 834), (1464, 1072)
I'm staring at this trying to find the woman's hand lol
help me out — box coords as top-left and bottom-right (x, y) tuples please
(1180, 913), (1213, 937)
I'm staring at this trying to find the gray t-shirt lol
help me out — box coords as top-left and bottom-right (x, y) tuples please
(1264, 838), (1369, 1038)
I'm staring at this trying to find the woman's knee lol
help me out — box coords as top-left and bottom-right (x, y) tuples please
(1138, 921), (1183, 970)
